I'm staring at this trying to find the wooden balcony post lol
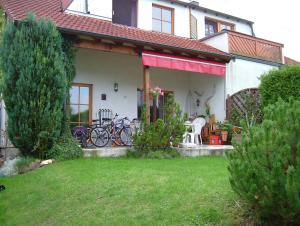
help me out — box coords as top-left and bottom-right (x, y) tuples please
(143, 66), (150, 124)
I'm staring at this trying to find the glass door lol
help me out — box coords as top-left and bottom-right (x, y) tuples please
(137, 89), (173, 122)
(69, 83), (92, 127)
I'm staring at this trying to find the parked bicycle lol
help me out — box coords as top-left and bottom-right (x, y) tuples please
(72, 113), (137, 148)
(90, 114), (133, 147)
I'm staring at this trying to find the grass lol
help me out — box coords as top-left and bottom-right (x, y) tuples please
(0, 157), (244, 226)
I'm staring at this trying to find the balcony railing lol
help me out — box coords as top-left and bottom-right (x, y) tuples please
(228, 31), (284, 63)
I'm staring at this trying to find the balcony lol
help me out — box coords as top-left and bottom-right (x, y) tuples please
(228, 31), (284, 63)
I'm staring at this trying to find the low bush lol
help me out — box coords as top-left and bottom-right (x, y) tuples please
(133, 94), (186, 157)
(227, 98), (300, 225)
(47, 135), (83, 161)
(260, 65), (300, 108)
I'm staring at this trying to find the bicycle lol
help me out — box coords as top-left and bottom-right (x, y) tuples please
(72, 119), (104, 148)
(90, 114), (133, 147)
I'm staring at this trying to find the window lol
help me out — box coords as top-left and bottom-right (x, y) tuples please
(205, 18), (235, 36)
(190, 14), (198, 39)
(205, 20), (217, 36)
(152, 4), (174, 34)
(69, 83), (92, 127)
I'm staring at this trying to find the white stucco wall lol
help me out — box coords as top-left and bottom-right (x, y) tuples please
(201, 33), (229, 52)
(68, 0), (113, 20)
(74, 49), (226, 121)
(193, 9), (253, 37)
(226, 59), (277, 96)
(138, 0), (191, 38)
(189, 73), (226, 121)
(138, 0), (252, 38)
(67, 0), (252, 38)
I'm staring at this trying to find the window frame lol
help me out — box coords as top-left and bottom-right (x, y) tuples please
(137, 88), (173, 122)
(152, 4), (174, 35)
(205, 17), (235, 36)
(69, 83), (93, 127)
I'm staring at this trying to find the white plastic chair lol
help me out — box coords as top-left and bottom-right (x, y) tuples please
(183, 117), (206, 145)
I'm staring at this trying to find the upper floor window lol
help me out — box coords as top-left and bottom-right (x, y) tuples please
(152, 4), (174, 34)
(205, 18), (235, 36)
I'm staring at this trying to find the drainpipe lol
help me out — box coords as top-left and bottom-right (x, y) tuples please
(85, 0), (90, 14)
(250, 23), (255, 37)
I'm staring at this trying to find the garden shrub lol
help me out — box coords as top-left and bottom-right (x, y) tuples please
(259, 65), (300, 107)
(61, 36), (77, 134)
(133, 94), (186, 158)
(227, 98), (300, 225)
(47, 135), (83, 161)
(0, 14), (67, 158)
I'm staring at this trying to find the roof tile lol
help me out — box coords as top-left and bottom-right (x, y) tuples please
(1, 0), (231, 60)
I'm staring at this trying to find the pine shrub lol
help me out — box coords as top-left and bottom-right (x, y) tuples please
(227, 98), (300, 225)
(0, 14), (67, 158)
(260, 65), (300, 107)
(133, 94), (186, 157)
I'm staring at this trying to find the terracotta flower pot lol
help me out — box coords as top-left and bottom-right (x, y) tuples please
(221, 131), (228, 142)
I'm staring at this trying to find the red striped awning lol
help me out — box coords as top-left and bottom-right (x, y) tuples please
(142, 51), (226, 76)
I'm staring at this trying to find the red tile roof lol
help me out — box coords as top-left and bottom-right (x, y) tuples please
(0, 0), (231, 61)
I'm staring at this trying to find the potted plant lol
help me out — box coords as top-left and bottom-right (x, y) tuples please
(219, 123), (232, 142)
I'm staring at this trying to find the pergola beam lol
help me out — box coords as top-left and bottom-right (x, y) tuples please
(75, 39), (138, 56)
(143, 66), (150, 124)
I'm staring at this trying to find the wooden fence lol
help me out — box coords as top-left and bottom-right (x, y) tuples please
(226, 88), (260, 121)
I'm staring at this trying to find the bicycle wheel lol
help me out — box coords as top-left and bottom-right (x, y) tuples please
(112, 129), (123, 146)
(85, 127), (94, 148)
(72, 126), (88, 148)
(120, 127), (133, 146)
(90, 127), (110, 147)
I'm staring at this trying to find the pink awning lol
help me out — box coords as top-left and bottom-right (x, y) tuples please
(142, 51), (226, 76)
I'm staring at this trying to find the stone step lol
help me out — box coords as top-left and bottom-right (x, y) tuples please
(176, 145), (234, 157)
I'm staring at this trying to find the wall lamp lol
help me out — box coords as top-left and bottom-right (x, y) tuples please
(114, 83), (119, 92)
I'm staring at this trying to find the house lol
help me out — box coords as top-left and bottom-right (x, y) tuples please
(0, 0), (286, 127)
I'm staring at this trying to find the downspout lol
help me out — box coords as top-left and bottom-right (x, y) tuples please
(250, 23), (255, 37)
(85, 0), (90, 14)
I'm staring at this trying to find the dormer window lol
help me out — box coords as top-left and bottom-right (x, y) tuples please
(205, 20), (217, 36)
(152, 4), (174, 34)
(205, 18), (235, 36)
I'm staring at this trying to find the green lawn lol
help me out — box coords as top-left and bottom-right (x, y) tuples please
(0, 157), (243, 226)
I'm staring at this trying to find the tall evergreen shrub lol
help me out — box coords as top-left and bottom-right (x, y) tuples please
(61, 36), (76, 134)
(260, 65), (300, 107)
(0, 14), (67, 157)
(227, 98), (300, 225)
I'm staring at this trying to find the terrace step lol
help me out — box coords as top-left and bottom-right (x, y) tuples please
(83, 145), (234, 158)
(176, 145), (234, 157)
(83, 147), (128, 157)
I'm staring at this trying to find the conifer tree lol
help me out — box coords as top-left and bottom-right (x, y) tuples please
(227, 98), (300, 225)
(0, 14), (67, 157)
